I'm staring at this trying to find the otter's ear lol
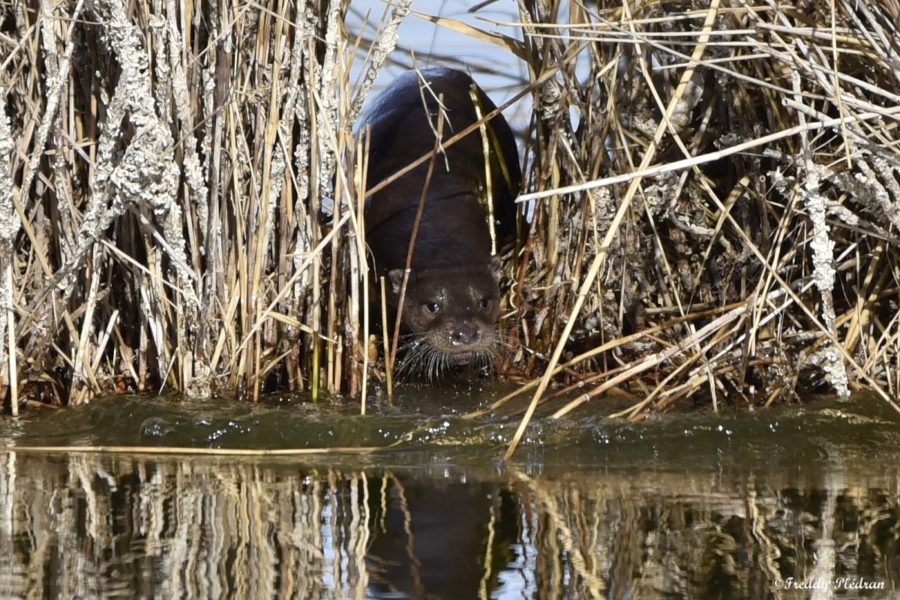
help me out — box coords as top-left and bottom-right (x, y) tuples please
(388, 269), (407, 294)
(490, 256), (503, 284)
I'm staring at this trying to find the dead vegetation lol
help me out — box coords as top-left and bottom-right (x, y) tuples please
(2, 0), (900, 427)
(498, 0), (900, 451)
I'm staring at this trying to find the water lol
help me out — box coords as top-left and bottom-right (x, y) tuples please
(1, 391), (899, 598)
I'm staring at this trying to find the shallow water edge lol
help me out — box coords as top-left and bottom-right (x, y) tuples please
(1, 393), (899, 598)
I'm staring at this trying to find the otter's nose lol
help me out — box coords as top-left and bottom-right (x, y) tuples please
(449, 323), (481, 346)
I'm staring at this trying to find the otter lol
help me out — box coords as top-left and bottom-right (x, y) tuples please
(360, 68), (521, 378)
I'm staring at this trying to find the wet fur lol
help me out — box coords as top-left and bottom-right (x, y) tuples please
(361, 68), (521, 376)
(395, 336), (498, 381)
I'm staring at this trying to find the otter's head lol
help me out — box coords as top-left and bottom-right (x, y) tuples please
(388, 259), (502, 379)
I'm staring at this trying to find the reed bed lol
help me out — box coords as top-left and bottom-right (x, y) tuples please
(1, 0), (899, 421)
(499, 0), (900, 447)
(1, 0), (387, 406)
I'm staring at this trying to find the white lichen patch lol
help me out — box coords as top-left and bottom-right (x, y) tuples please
(800, 160), (849, 397)
(0, 92), (19, 379)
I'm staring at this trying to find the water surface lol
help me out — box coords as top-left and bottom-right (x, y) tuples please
(1, 391), (899, 598)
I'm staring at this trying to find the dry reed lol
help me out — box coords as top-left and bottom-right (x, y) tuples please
(1, 0), (404, 406)
(497, 0), (900, 455)
(1, 0), (899, 434)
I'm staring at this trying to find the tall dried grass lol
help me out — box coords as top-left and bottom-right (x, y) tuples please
(1, 0), (899, 423)
(499, 0), (900, 451)
(1, 0), (399, 407)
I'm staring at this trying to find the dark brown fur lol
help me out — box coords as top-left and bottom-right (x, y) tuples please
(361, 68), (520, 378)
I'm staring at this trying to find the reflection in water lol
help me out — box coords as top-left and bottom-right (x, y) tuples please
(1, 452), (897, 598)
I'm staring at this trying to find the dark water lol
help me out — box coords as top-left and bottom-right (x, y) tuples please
(1, 390), (899, 599)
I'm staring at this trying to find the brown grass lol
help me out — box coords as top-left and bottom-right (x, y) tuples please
(2, 0), (900, 434)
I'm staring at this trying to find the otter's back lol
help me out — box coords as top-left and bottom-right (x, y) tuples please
(360, 68), (521, 274)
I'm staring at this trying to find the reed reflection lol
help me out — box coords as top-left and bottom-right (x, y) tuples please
(1, 453), (898, 598)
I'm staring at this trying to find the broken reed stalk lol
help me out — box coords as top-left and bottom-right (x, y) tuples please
(5, 444), (382, 456)
(355, 133), (371, 414)
(380, 276), (393, 403)
(5, 264), (16, 417)
(387, 99), (446, 377)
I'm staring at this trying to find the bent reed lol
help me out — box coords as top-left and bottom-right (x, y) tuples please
(1, 0), (899, 420)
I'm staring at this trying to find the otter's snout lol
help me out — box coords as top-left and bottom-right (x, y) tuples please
(448, 322), (481, 347)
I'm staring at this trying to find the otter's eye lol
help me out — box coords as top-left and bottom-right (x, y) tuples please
(478, 297), (491, 310)
(425, 302), (440, 314)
